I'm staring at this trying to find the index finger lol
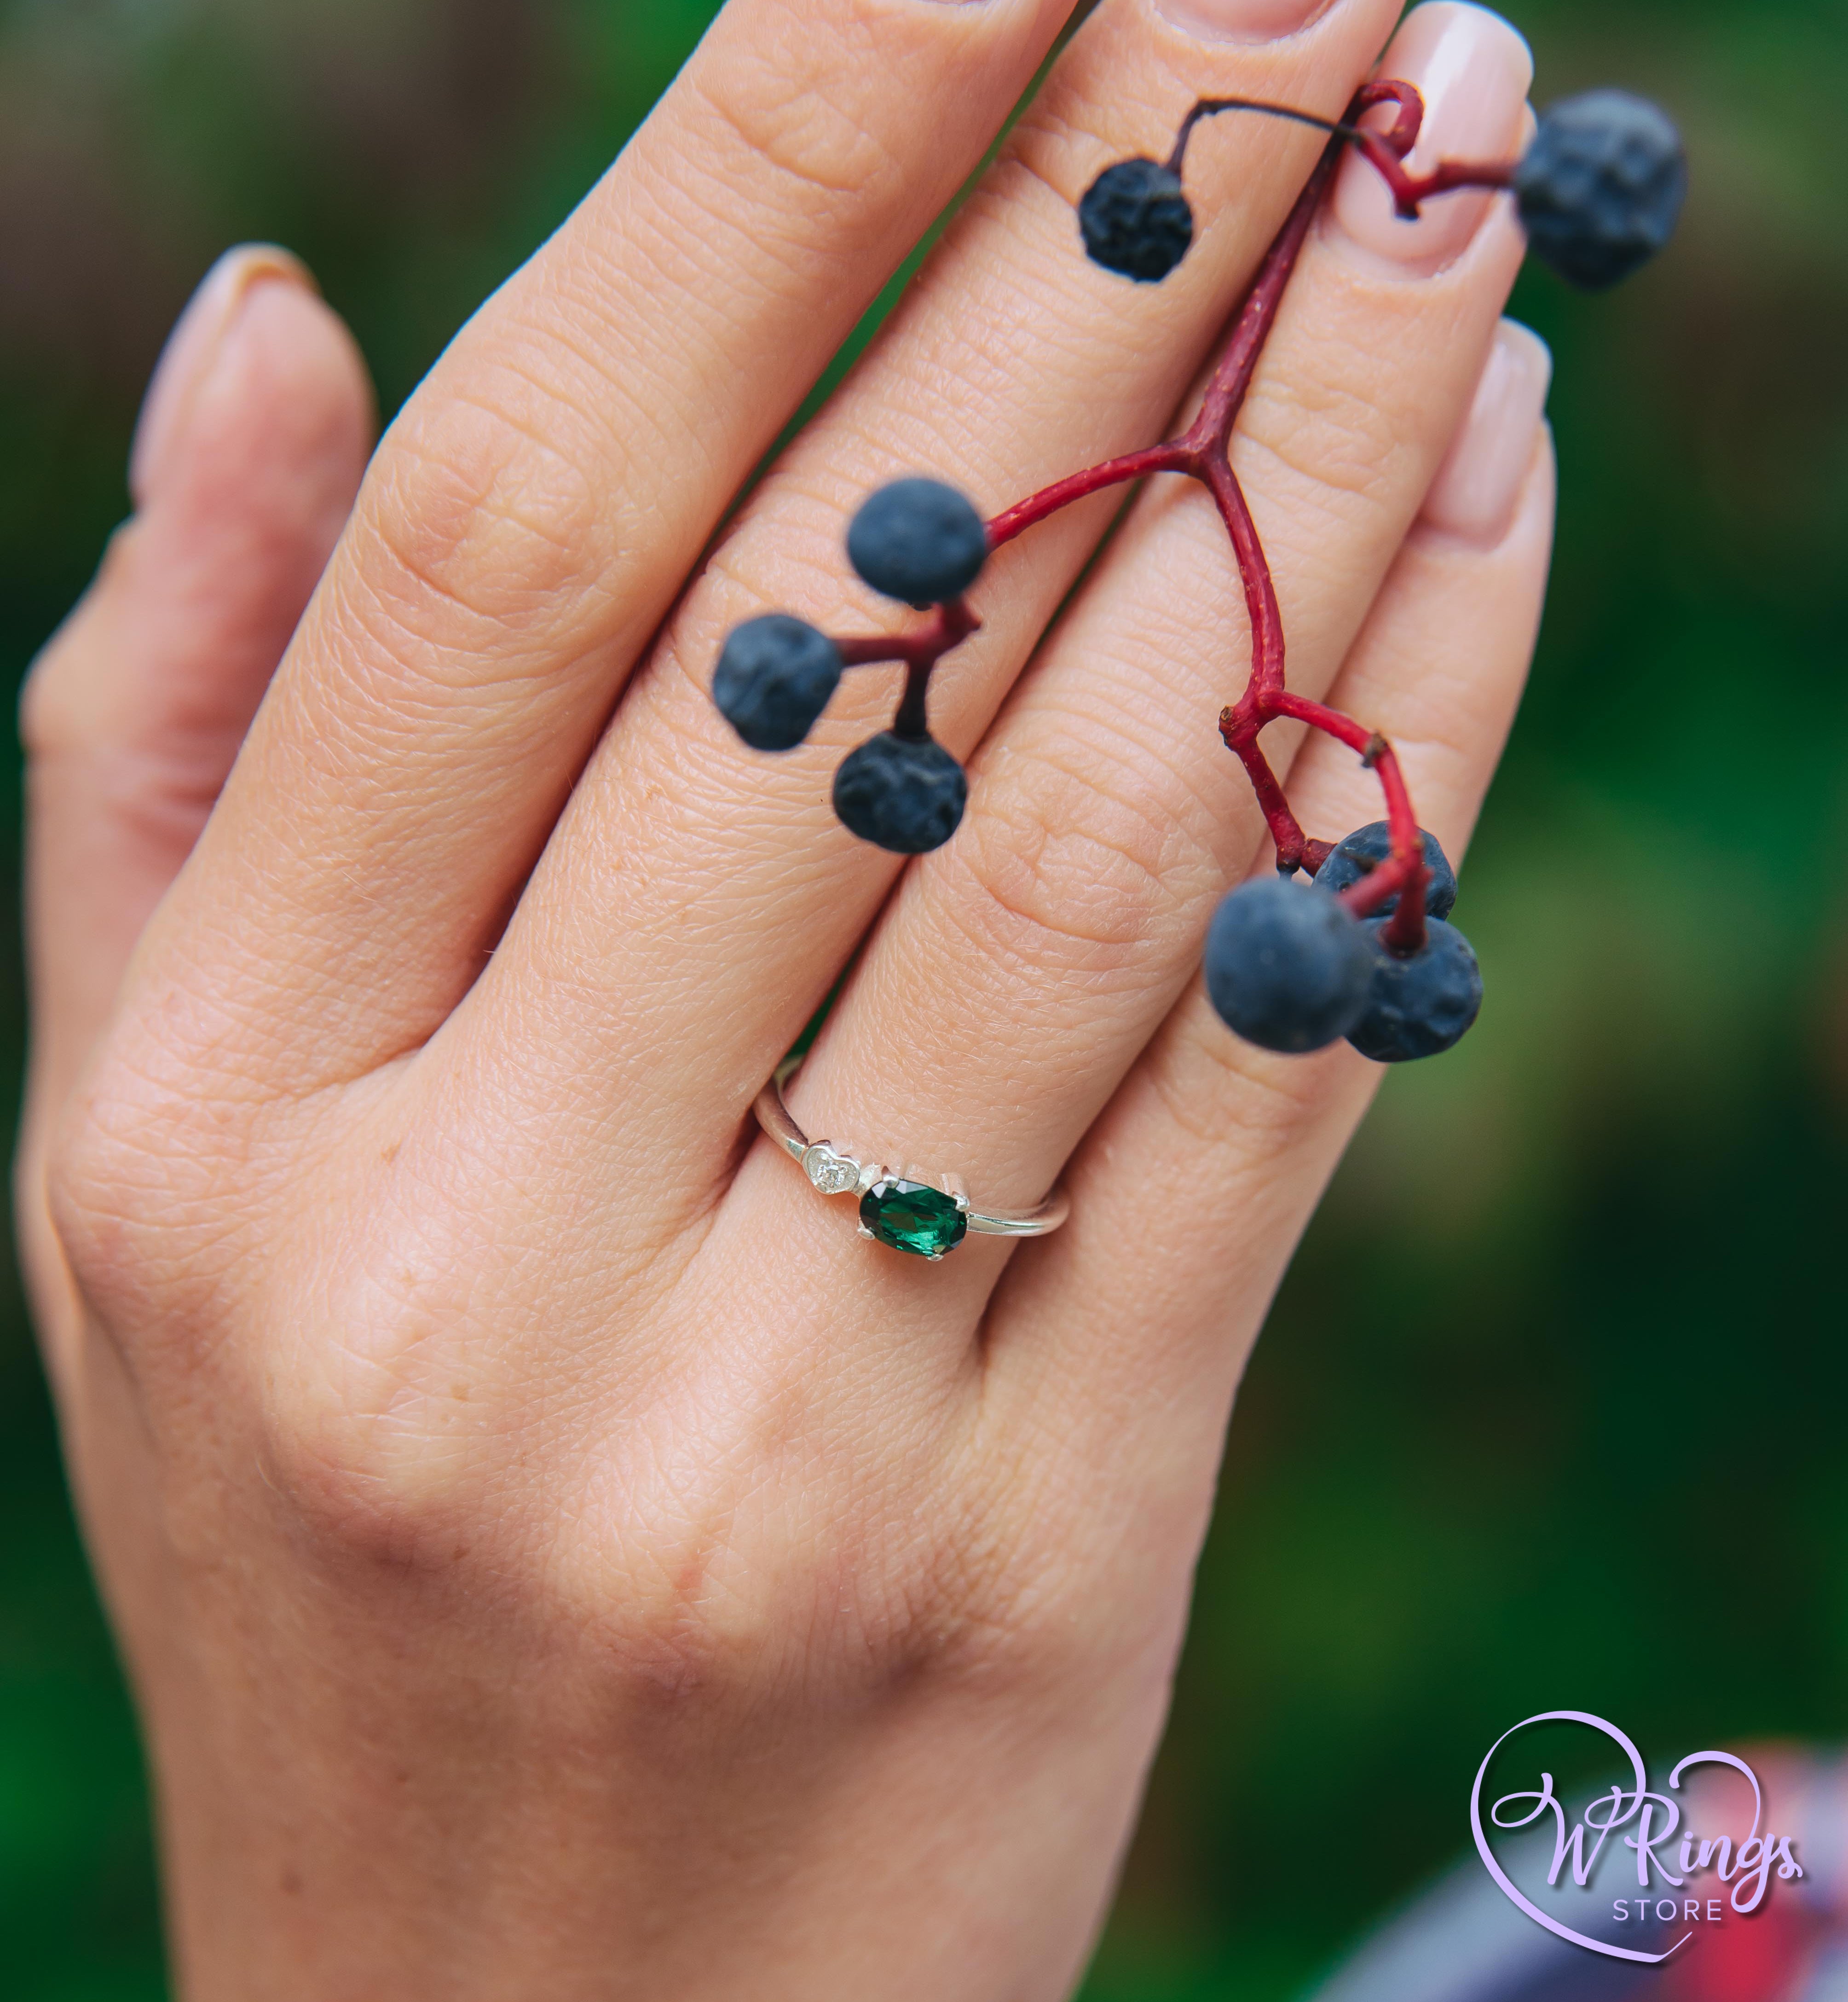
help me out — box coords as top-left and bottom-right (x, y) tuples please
(130, 0), (1081, 1091)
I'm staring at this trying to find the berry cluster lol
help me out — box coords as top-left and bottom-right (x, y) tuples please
(1206, 823), (1478, 1061)
(714, 479), (987, 852)
(711, 81), (1685, 1061)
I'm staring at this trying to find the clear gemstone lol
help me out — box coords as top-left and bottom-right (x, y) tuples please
(805, 1144), (860, 1196)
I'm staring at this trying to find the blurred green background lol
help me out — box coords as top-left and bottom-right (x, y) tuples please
(0, 1), (1842, 1997)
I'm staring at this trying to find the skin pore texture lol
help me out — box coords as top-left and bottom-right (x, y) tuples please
(15, 2), (1559, 1997)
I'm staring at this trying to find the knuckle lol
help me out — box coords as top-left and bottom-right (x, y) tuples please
(45, 1057), (232, 1347)
(258, 1377), (480, 1577)
(355, 368), (618, 660)
(17, 527), (139, 758)
(1151, 995), (1347, 1155)
(952, 724), (1215, 981)
(253, 1231), (515, 1572)
(43, 1104), (144, 1325)
(18, 655), (84, 768)
(688, 51), (901, 215)
(251, 1322), (1096, 1702)
(1240, 362), (1410, 520)
(587, 1489), (1042, 1708)
(935, 1432), (1148, 1687)
(40, 971), (295, 1364)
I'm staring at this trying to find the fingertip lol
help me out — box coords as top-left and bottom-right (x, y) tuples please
(1482, 410), (1558, 571)
(130, 245), (321, 509)
(162, 272), (375, 567)
(1331, 3), (1534, 273)
(117, 263), (376, 712)
(1418, 318), (1553, 545)
(36, 257), (375, 776)
(1517, 416), (1558, 541)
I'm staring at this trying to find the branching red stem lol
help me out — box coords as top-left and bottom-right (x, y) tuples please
(986, 444), (1190, 551)
(1351, 131), (1515, 220)
(836, 597), (978, 670)
(836, 598), (980, 742)
(826, 78), (1513, 952)
(977, 78), (1470, 952)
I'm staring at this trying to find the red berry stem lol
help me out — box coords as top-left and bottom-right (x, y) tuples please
(985, 441), (1193, 552)
(1344, 74), (1514, 220)
(1164, 96), (1363, 176)
(988, 81), (1448, 946)
(835, 596), (979, 670)
(987, 84), (1415, 553)
(838, 79), (1522, 942)
(1267, 694), (1429, 949)
(1351, 130), (1516, 219)
(991, 121), (1345, 676)
(827, 598), (981, 744)
(1186, 144), (1340, 467)
(1162, 78), (1435, 179)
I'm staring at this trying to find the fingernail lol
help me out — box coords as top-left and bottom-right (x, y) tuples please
(1421, 319), (1551, 542)
(1155, 0), (1335, 45)
(1331, 2), (1533, 272)
(130, 245), (317, 508)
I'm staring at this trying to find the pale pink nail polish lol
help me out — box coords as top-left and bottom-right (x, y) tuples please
(1154, 0), (1336, 46)
(1331, 2), (1533, 274)
(1421, 319), (1551, 542)
(130, 245), (316, 508)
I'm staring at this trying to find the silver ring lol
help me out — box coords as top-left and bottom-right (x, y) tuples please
(755, 1056), (1070, 1260)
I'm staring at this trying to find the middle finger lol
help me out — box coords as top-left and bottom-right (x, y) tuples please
(450, 0), (1407, 1242)
(790, 0), (1533, 1237)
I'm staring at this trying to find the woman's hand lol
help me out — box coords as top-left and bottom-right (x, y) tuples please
(16, 2), (1553, 1996)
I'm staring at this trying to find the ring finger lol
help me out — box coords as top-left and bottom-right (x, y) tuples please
(998, 422), (1556, 1502)
(771, 3), (1533, 1289)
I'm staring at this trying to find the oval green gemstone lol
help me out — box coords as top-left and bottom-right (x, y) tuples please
(860, 1179), (968, 1258)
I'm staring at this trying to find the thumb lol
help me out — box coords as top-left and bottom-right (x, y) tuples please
(17, 244), (373, 1354)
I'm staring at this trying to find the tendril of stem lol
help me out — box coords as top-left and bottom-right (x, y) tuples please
(818, 81), (1524, 953)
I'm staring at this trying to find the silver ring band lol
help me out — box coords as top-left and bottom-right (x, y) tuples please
(755, 1056), (1069, 1259)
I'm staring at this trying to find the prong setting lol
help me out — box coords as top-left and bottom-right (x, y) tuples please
(756, 1063), (1070, 1259)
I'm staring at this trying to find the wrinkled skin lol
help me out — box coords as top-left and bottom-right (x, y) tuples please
(15, 2), (1553, 1996)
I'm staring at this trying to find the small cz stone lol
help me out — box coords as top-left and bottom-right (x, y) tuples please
(859, 1180), (969, 1258)
(804, 1144), (860, 1197)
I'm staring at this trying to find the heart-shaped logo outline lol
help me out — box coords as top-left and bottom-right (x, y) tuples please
(1470, 1709), (1776, 1964)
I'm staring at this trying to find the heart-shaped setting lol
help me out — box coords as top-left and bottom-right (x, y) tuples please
(803, 1142), (860, 1197)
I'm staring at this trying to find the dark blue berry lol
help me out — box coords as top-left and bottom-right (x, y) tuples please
(1347, 918), (1483, 1063)
(832, 731), (967, 854)
(847, 479), (988, 608)
(1079, 158), (1194, 284)
(712, 614), (842, 751)
(1514, 91), (1687, 291)
(1203, 879), (1374, 1054)
(1314, 822), (1457, 920)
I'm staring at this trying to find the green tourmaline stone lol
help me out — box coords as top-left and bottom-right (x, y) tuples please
(860, 1180), (968, 1258)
